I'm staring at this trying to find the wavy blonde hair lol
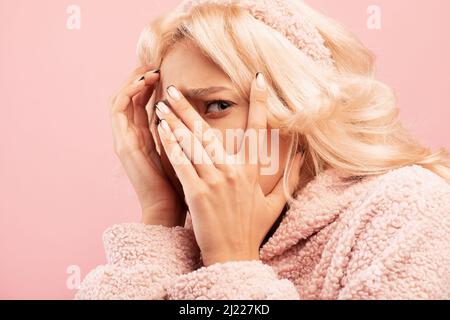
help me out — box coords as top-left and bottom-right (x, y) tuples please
(137, 0), (450, 195)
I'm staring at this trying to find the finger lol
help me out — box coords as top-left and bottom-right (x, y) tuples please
(109, 67), (157, 154)
(111, 79), (146, 115)
(157, 119), (200, 190)
(238, 72), (268, 168)
(133, 91), (152, 130)
(124, 65), (158, 90)
(110, 80), (146, 141)
(133, 70), (160, 108)
(246, 72), (268, 131)
(265, 152), (304, 223)
(111, 65), (158, 106)
(155, 101), (217, 180)
(133, 70), (161, 130)
(164, 86), (228, 168)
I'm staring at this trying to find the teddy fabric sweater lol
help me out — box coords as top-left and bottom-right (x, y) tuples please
(75, 165), (450, 300)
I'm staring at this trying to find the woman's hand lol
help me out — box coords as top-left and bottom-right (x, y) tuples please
(154, 73), (304, 266)
(109, 65), (187, 227)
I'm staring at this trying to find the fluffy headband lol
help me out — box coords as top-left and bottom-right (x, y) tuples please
(175, 0), (335, 67)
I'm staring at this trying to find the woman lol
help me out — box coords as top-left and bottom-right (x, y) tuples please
(75, 0), (450, 299)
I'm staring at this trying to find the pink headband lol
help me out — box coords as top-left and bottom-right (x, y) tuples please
(175, 0), (335, 68)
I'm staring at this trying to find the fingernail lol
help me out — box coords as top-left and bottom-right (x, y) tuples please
(145, 69), (160, 77)
(167, 85), (181, 101)
(256, 72), (266, 90)
(160, 119), (170, 132)
(156, 101), (170, 114)
(139, 69), (160, 82)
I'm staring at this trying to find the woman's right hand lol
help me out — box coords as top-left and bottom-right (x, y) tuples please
(109, 65), (186, 227)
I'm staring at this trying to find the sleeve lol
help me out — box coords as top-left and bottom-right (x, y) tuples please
(337, 171), (450, 300)
(165, 260), (300, 300)
(74, 223), (201, 300)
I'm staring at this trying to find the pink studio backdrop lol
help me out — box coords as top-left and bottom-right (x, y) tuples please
(0, 0), (449, 299)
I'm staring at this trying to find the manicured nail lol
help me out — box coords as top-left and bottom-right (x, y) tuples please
(138, 69), (160, 82)
(160, 119), (170, 132)
(167, 85), (182, 101)
(256, 72), (266, 90)
(144, 69), (160, 77)
(156, 101), (170, 114)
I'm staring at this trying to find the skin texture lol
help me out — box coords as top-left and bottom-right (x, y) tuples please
(109, 40), (303, 265)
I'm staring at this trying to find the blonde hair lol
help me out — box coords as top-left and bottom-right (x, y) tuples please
(137, 0), (450, 194)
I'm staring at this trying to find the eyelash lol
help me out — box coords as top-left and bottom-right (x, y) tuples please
(204, 100), (235, 114)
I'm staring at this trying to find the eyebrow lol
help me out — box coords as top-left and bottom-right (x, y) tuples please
(175, 86), (235, 99)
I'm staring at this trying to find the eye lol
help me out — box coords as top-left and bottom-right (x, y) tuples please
(204, 100), (234, 114)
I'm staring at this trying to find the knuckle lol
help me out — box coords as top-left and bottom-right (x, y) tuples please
(251, 90), (267, 104)
(177, 103), (190, 114)
(177, 103), (188, 114)
(113, 92), (126, 107)
(114, 144), (132, 157)
(165, 136), (178, 148)
(207, 175), (224, 188)
(202, 129), (216, 144)
(108, 92), (118, 109)
(254, 96), (267, 105)
(166, 131), (178, 143)
(191, 186), (208, 201)
(172, 126), (188, 141)
(224, 168), (239, 182)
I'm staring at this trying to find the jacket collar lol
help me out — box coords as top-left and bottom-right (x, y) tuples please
(259, 167), (376, 260)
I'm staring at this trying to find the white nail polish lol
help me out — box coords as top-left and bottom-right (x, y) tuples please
(256, 73), (266, 90)
(167, 86), (181, 101)
(160, 120), (170, 132)
(156, 101), (170, 114)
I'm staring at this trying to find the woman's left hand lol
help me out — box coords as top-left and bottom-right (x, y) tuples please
(154, 73), (304, 267)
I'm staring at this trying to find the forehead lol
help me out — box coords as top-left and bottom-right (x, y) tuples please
(159, 41), (231, 90)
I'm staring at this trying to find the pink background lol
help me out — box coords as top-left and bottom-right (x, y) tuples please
(1, 0), (449, 299)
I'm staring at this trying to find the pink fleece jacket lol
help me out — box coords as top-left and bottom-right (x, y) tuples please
(75, 164), (450, 300)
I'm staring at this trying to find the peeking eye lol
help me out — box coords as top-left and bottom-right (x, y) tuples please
(205, 100), (234, 114)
